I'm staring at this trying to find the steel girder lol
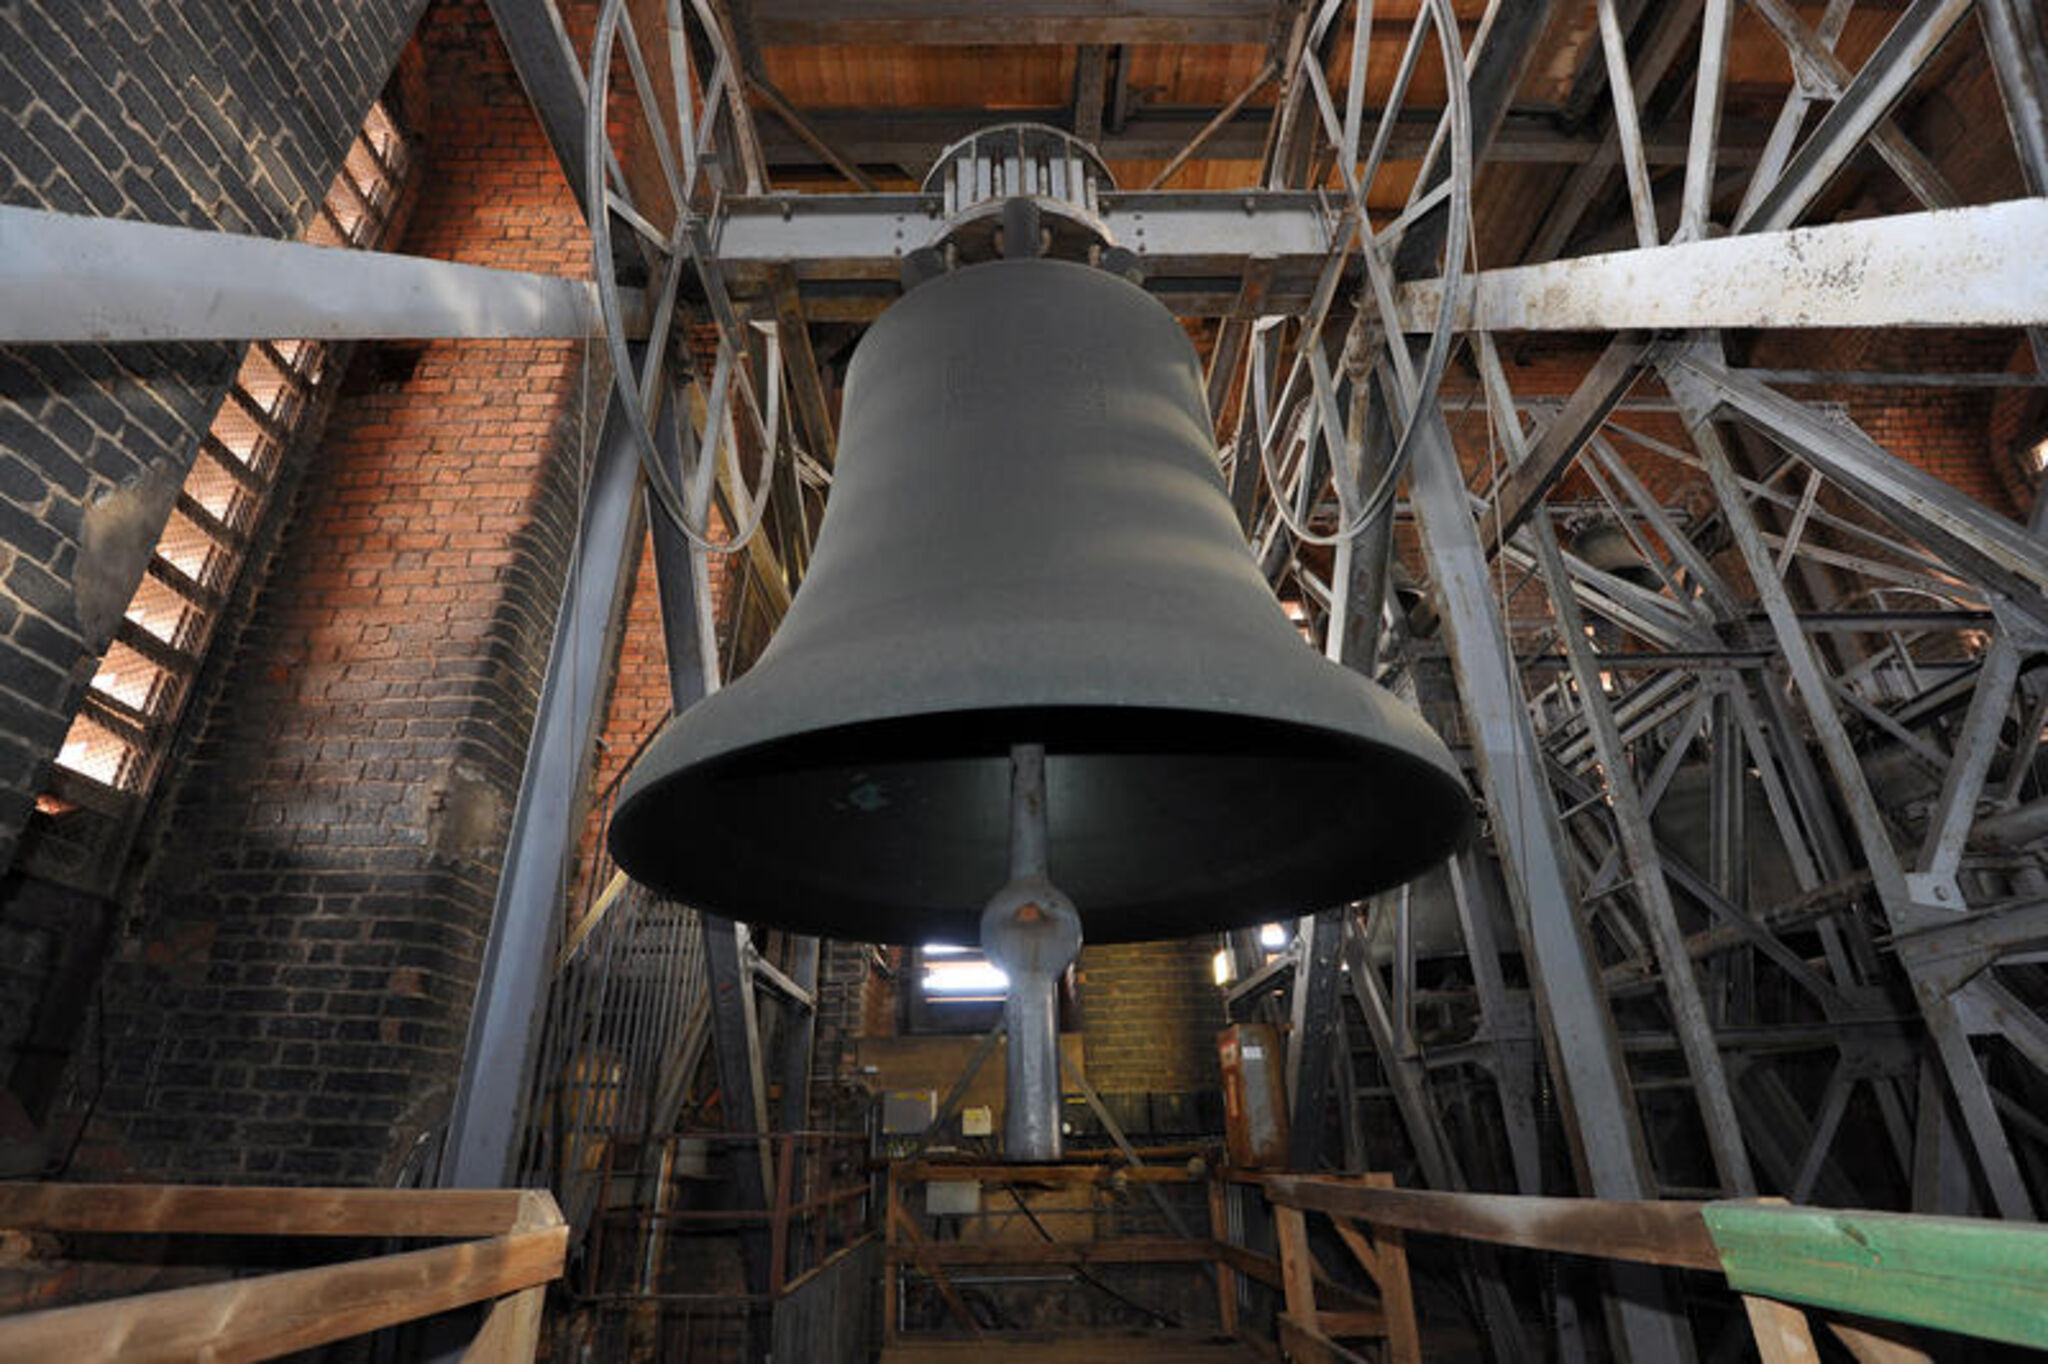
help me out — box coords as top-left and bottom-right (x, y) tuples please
(442, 358), (651, 1189)
(11, 193), (2048, 346)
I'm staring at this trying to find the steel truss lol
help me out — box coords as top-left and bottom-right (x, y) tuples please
(1150, 1), (2048, 1358)
(9, 0), (2048, 1359)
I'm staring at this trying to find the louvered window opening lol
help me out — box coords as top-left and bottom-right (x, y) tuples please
(47, 102), (410, 806)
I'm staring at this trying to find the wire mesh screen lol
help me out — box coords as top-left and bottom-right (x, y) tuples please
(516, 879), (711, 1242)
(89, 640), (173, 718)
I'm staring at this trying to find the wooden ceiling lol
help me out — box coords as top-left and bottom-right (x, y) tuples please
(729, 0), (1988, 262)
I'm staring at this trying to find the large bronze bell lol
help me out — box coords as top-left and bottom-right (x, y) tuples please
(608, 257), (1471, 945)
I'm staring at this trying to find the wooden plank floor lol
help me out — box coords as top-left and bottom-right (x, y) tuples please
(880, 1331), (1269, 1362)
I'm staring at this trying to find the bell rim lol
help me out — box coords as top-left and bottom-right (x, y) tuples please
(607, 700), (1473, 944)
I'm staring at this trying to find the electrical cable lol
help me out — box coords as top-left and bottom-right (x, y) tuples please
(1001, 1182), (1186, 1329)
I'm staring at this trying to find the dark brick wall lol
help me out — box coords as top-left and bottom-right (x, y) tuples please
(48, 1), (598, 1184)
(0, 0), (425, 870)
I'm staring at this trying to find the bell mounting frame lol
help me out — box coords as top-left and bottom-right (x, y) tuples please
(584, 0), (784, 557)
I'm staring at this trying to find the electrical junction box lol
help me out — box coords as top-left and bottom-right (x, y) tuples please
(883, 1089), (937, 1134)
(960, 1106), (994, 1137)
(1219, 1023), (1290, 1167)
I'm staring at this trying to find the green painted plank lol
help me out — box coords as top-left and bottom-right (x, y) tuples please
(1703, 1201), (2048, 1350)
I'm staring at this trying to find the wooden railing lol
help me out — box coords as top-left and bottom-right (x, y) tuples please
(873, 1158), (2048, 1359)
(1257, 1173), (2048, 1363)
(0, 1184), (568, 1361)
(883, 1153), (1324, 1352)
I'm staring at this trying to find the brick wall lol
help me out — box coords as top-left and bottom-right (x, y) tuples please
(49, 0), (599, 1184)
(1989, 340), (2048, 513)
(805, 933), (1225, 1136)
(810, 939), (899, 1129)
(572, 520), (735, 904)
(585, 533), (674, 837)
(1078, 939), (1226, 1099)
(0, 0), (424, 871)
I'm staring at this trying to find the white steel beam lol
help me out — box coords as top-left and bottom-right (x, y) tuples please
(1396, 199), (2048, 333)
(713, 189), (1337, 274)
(0, 206), (638, 344)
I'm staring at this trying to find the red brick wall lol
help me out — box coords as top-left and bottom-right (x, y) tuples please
(1747, 328), (2022, 516)
(55, 0), (600, 1184)
(575, 531), (676, 901)
(1989, 340), (2048, 513)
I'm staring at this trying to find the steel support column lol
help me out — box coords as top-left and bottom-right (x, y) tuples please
(642, 398), (790, 1299)
(484, 0), (596, 212)
(442, 363), (646, 1188)
(1339, 912), (1534, 1362)
(1737, 0), (1972, 232)
(1285, 908), (1346, 1171)
(1527, 514), (1757, 1195)
(701, 912), (775, 1293)
(1404, 392), (1696, 1361)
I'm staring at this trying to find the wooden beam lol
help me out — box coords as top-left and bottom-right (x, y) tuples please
(1331, 1218), (1382, 1282)
(1275, 1205), (1317, 1322)
(1704, 1201), (2048, 1351)
(463, 1286), (547, 1362)
(1259, 1175), (1721, 1272)
(883, 1167), (902, 1345)
(886, 1187), (983, 1335)
(747, 75), (877, 191)
(0, 1225), (566, 1363)
(1207, 1177), (1238, 1336)
(1827, 1318), (1936, 1364)
(1744, 1296), (1824, 1364)
(1212, 1238), (1288, 1291)
(748, 0), (1271, 46)
(1314, 1308), (1389, 1338)
(0, 1184), (544, 1240)
(890, 1238), (1220, 1267)
(1147, 61), (1278, 190)
(769, 265), (838, 467)
(1367, 1227), (1420, 1362)
(1277, 1315), (1374, 1364)
(1072, 45), (1109, 147)
(754, 107), (1769, 175)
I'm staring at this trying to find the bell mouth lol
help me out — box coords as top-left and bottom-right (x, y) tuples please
(607, 705), (1472, 945)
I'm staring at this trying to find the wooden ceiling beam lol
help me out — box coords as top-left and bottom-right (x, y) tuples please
(752, 106), (1769, 176)
(1073, 44), (1110, 146)
(748, 0), (1272, 47)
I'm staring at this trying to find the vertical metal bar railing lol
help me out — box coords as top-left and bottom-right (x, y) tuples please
(512, 753), (713, 1257)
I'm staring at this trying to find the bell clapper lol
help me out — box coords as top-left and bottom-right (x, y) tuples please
(978, 742), (1082, 1162)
